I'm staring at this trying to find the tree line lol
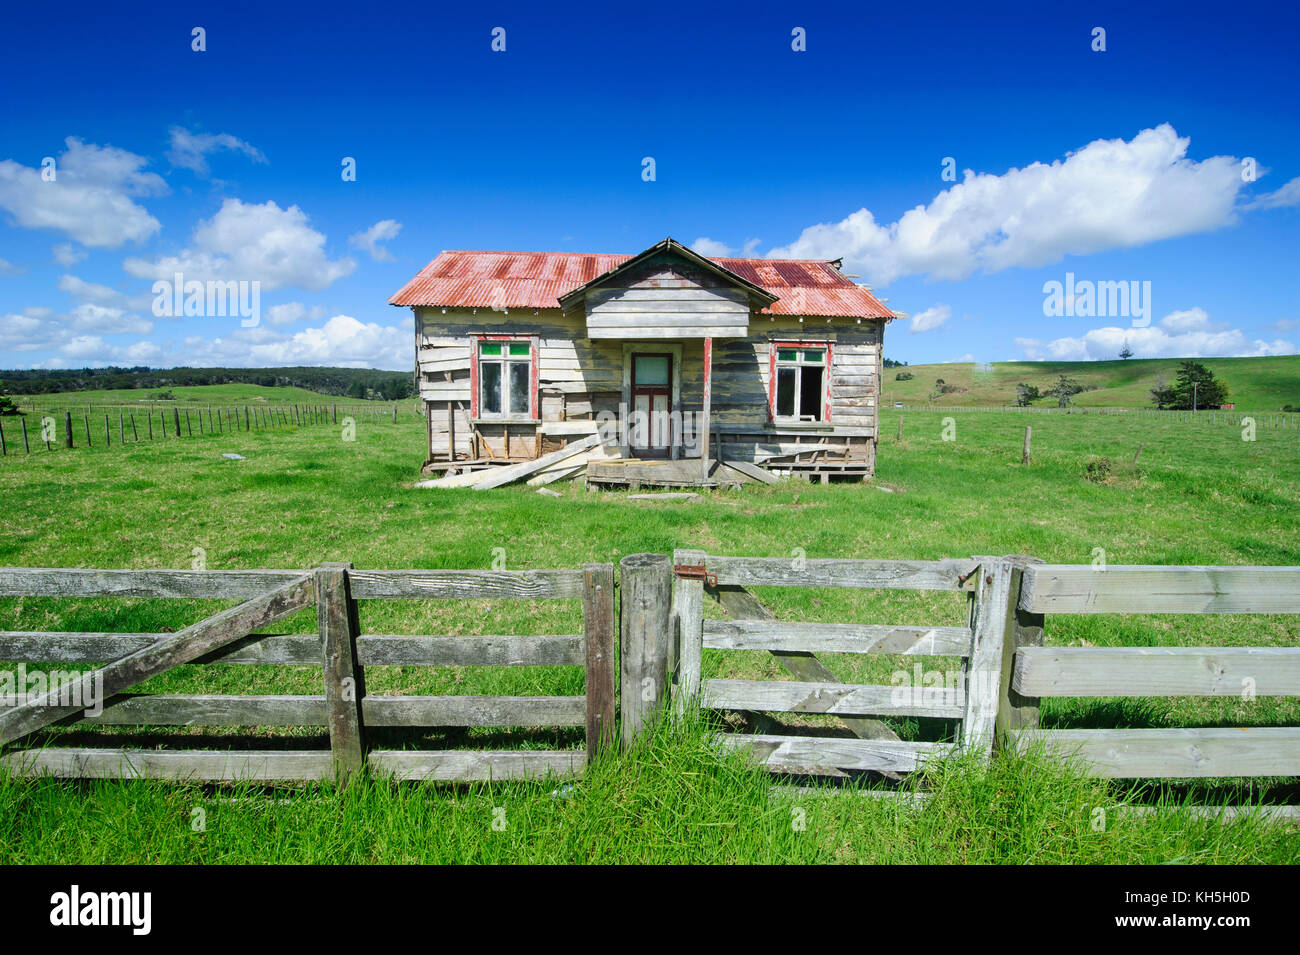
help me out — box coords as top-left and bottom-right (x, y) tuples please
(0, 366), (416, 400)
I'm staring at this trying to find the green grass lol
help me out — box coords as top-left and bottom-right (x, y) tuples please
(0, 391), (1298, 863)
(884, 355), (1300, 411)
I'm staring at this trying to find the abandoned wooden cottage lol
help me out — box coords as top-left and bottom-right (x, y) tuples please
(389, 238), (900, 488)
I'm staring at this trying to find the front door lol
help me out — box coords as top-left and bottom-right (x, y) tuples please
(630, 353), (672, 458)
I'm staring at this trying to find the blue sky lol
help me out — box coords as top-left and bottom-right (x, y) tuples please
(1, 0), (1297, 371)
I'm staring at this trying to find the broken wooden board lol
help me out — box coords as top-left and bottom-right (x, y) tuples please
(471, 433), (604, 490)
(722, 459), (779, 485)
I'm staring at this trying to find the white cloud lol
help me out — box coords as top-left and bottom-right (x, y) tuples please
(0, 137), (167, 248)
(174, 313), (413, 369)
(1019, 308), (1296, 361)
(264, 302), (328, 326)
(908, 304), (952, 334)
(348, 219), (402, 262)
(124, 198), (355, 292)
(690, 237), (734, 257)
(52, 243), (87, 266)
(0, 257), (24, 275)
(769, 125), (1246, 285)
(944, 354), (975, 364)
(0, 300), (152, 355)
(166, 127), (267, 177)
(1246, 175), (1300, 210)
(59, 274), (125, 305)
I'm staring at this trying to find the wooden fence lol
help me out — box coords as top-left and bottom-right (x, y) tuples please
(0, 563), (615, 782)
(1005, 564), (1300, 779)
(1, 556), (1297, 803)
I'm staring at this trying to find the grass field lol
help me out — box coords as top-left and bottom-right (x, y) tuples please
(0, 391), (1297, 863)
(883, 355), (1300, 411)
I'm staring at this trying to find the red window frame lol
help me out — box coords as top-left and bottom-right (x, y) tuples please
(768, 340), (833, 423)
(470, 334), (539, 420)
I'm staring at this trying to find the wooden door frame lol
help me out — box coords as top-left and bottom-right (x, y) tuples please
(620, 343), (682, 459)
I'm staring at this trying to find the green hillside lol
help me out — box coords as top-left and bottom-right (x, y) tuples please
(10, 383), (344, 410)
(883, 355), (1300, 411)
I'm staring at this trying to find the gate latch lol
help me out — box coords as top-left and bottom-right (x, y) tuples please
(674, 563), (718, 588)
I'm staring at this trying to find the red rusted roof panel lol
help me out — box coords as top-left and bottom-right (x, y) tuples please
(389, 250), (894, 319)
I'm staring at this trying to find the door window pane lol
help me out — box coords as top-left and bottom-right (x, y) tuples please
(635, 356), (669, 387)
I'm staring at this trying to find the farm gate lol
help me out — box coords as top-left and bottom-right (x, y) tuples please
(0, 563), (614, 782)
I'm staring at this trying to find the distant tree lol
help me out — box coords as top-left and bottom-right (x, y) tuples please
(1046, 375), (1083, 409)
(1150, 372), (1173, 409)
(895, 371), (915, 381)
(0, 381), (18, 416)
(1119, 344), (1134, 360)
(1165, 360), (1228, 411)
(1015, 383), (1041, 407)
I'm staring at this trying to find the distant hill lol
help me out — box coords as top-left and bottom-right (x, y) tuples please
(882, 355), (1300, 411)
(0, 365), (414, 400)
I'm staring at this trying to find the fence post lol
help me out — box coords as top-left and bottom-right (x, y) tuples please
(21, 416), (29, 453)
(619, 553), (673, 746)
(583, 562), (616, 757)
(64, 411), (73, 448)
(670, 548), (706, 715)
(315, 562), (366, 781)
(1021, 425), (1031, 465)
(998, 556), (1045, 736)
(960, 557), (1019, 758)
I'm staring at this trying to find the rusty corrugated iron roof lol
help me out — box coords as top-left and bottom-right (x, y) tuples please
(389, 247), (896, 319)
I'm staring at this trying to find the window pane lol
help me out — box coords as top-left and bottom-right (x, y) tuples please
(776, 367), (796, 417)
(777, 349), (798, 362)
(799, 366), (824, 420)
(480, 342), (502, 356)
(508, 342), (530, 356)
(635, 356), (669, 386)
(480, 361), (502, 414)
(508, 361), (530, 415)
(802, 349), (824, 363)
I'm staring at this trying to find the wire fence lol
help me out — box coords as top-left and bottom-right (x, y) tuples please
(0, 400), (422, 457)
(888, 404), (1298, 428)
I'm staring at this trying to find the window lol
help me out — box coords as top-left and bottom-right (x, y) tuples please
(772, 344), (829, 422)
(476, 339), (534, 418)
